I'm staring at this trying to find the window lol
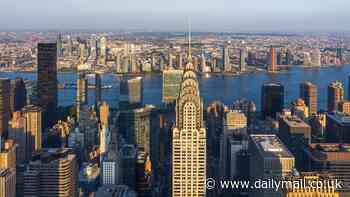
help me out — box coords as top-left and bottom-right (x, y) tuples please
(184, 102), (197, 130)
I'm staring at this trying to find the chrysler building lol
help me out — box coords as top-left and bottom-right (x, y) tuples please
(172, 28), (207, 197)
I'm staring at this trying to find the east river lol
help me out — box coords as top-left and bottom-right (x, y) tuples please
(1, 65), (350, 111)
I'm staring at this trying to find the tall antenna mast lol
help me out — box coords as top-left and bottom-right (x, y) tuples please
(188, 18), (192, 62)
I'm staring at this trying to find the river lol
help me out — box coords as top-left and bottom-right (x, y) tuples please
(1, 65), (350, 111)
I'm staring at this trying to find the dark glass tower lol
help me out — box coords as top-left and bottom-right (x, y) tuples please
(11, 77), (27, 113)
(261, 82), (284, 119)
(119, 77), (143, 110)
(0, 78), (10, 137)
(37, 43), (58, 129)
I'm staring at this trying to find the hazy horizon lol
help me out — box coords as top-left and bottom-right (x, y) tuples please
(1, 0), (350, 33)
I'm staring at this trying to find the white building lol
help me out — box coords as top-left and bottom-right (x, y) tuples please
(101, 150), (119, 185)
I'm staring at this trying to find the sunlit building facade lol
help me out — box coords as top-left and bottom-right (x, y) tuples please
(172, 35), (206, 197)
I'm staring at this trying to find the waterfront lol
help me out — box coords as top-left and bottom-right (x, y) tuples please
(1, 65), (350, 110)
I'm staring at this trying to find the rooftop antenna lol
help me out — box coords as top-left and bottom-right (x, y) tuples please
(187, 18), (192, 62)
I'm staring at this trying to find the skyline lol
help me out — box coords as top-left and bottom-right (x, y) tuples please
(1, 0), (350, 32)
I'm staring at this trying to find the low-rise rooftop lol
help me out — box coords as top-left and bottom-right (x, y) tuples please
(305, 143), (350, 161)
(250, 134), (294, 158)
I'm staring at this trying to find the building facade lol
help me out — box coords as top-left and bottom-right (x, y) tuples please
(37, 43), (58, 128)
(23, 149), (78, 197)
(300, 81), (318, 116)
(304, 144), (350, 196)
(328, 81), (344, 112)
(0, 78), (10, 137)
(0, 168), (16, 197)
(119, 77), (143, 109)
(249, 134), (295, 197)
(268, 46), (277, 72)
(162, 69), (183, 104)
(10, 77), (27, 113)
(23, 105), (42, 160)
(261, 82), (284, 119)
(172, 40), (207, 196)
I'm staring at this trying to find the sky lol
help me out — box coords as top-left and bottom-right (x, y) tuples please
(1, 0), (349, 32)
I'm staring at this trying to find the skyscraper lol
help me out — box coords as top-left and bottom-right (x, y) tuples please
(57, 33), (63, 57)
(99, 102), (110, 156)
(201, 52), (207, 72)
(337, 47), (343, 64)
(99, 102), (109, 127)
(162, 69), (184, 104)
(303, 52), (312, 66)
(101, 148), (119, 185)
(119, 105), (155, 154)
(0, 168), (16, 197)
(172, 30), (206, 197)
(261, 82), (284, 119)
(136, 151), (152, 196)
(168, 52), (173, 69)
(151, 53), (157, 71)
(120, 144), (137, 189)
(326, 112), (350, 143)
(285, 48), (294, 65)
(76, 73), (88, 121)
(99, 124), (110, 156)
(176, 53), (183, 70)
(310, 49), (321, 67)
(219, 110), (247, 180)
(160, 54), (165, 71)
(8, 111), (26, 164)
(277, 50), (284, 65)
(0, 78), (10, 137)
(119, 77), (143, 109)
(327, 81), (344, 112)
(300, 81), (318, 116)
(268, 46), (276, 72)
(95, 73), (102, 104)
(98, 36), (107, 65)
(278, 114), (311, 168)
(249, 134), (294, 197)
(23, 149), (78, 197)
(115, 53), (122, 73)
(10, 77), (27, 113)
(37, 43), (57, 128)
(223, 44), (230, 72)
(0, 139), (16, 169)
(239, 48), (246, 72)
(23, 105), (42, 157)
(76, 73), (88, 106)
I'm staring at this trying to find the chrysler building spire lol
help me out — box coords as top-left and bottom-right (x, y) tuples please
(186, 19), (194, 70)
(188, 19), (192, 62)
